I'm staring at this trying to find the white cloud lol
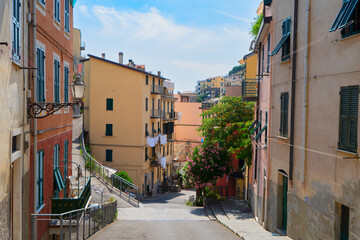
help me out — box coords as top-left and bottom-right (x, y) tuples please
(214, 10), (252, 23)
(81, 5), (251, 91)
(79, 5), (91, 18)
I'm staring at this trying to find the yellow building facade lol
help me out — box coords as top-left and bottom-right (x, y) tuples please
(83, 54), (176, 196)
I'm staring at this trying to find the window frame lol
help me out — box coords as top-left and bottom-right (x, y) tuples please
(280, 92), (289, 137)
(106, 149), (113, 162)
(37, 150), (44, 209)
(53, 58), (60, 103)
(36, 47), (46, 102)
(64, 0), (70, 33)
(12, 0), (21, 63)
(105, 124), (113, 136)
(338, 85), (359, 153)
(53, 0), (60, 23)
(106, 98), (113, 111)
(64, 65), (69, 102)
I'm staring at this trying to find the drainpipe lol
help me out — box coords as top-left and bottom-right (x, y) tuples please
(301, 0), (310, 184)
(255, 43), (262, 182)
(289, 0), (299, 184)
(31, 0), (37, 238)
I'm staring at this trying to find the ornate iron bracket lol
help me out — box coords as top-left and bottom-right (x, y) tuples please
(28, 102), (76, 119)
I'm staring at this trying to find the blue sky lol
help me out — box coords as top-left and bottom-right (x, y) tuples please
(74, 0), (262, 92)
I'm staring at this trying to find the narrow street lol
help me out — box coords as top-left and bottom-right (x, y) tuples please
(89, 190), (240, 240)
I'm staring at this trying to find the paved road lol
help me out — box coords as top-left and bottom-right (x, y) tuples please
(89, 190), (240, 240)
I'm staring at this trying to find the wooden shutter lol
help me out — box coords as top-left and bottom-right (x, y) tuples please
(107, 98), (113, 110)
(340, 86), (359, 152)
(65, 0), (70, 32)
(106, 124), (113, 136)
(12, 0), (20, 60)
(106, 149), (113, 162)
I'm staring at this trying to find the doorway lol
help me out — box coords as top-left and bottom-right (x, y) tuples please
(281, 175), (288, 233)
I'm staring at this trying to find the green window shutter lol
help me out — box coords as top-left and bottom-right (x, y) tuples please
(106, 98), (113, 110)
(64, 0), (70, 32)
(36, 48), (41, 102)
(255, 124), (267, 141)
(106, 149), (113, 162)
(54, 60), (60, 102)
(330, 0), (351, 31)
(64, 66), (69, 102)
(106, 124), (113, 136)
(251, 121), (262, 134)
(248, 120), (257, 131)
(284, 93), (289, 137)
(340, 86), (359, 152)
(146, 98), (148, 111)
(37, 150), (44, 208)
(12, 0), (21, 60)
(338, 0), (359, 29)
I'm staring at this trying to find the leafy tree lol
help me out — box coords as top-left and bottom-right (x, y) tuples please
(183, 96), (254, 199)
(199, 96), (254, 166)
(250, 14), (263, 38)
(228, 64), (245, 76)
(113, 171), (133, 191)
(196, 94), (207, 102)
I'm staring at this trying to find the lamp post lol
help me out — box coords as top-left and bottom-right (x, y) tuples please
(28, 74), (85, 118)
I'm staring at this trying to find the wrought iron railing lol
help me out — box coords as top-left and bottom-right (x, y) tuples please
(201, 102), (214, 109)
(31, 200), (117, 240)
(151, 109), (162, 118)
(52, 178), (92, 214)
(162, 111), (177, 120)
(151, 85), (164, 94)
(81, 133), (140, 207)
(241, 80), (258, 100)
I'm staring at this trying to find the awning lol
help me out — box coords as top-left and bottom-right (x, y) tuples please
(70, 0), (77, 7)
(54, 168), (65, 191)
(329, 0), (359, 32)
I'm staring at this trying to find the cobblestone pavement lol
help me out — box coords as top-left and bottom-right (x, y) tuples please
(89, 190), (240, 240)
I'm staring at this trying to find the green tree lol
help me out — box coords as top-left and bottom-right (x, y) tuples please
(250, 14), (263, 38)
(113, 171), (133, 191)
(196, 94), (207, 103)
(228, 64), (245, 76)
(199, 96), (254, 166)
(183, 96), (254, 200)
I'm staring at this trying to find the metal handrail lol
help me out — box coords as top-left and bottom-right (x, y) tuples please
(31, 200), (117, 240)
(81, 133), (140, 206)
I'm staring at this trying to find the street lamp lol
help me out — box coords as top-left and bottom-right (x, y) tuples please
(27, 74), (86, 118)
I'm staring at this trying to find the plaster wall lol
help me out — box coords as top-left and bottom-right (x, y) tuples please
(268, 0), (360, 239)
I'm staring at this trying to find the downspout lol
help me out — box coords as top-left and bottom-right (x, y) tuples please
(289, 0), (299, 184)
(31, 0), (37, 239)
(255, 43), (262, 182)
(301, 0), (310, 184)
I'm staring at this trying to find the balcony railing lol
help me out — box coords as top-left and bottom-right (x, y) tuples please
(150, 160), (160, 167)
(32, 200), (117, 240)
(52, 178), (91, 214)
(163, 111), (177, 120)
(151, 85), (164, 94)
(167, 133), (173, 141)
(241, 80), (258, 101)
(151, 109), (162, 118)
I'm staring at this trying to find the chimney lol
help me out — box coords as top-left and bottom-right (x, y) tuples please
(101, 53), (105, 59)
(119, 52), (123, 64)
(157, 71), (161, 77)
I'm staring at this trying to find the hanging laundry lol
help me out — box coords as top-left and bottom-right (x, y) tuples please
(161, 157), (167, 169)
(147, 137), (156, 147)
(160, 134), (167, 145)
(177, 112), (182, 123)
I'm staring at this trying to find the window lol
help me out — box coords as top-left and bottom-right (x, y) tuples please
(37, 150), (44, 209)
(146, 98), (148, 111)
(330, 0), (360, 38)
(106, 149), (113, 162)
(105, 124), (113, 136)
(271, 18), (291, 61)
(152, 122), (155, 134)
(38, 0), (45, 6)
(54, 59), (60, 102)
(145, 147), (148, 161)
(54, 0), (60, 22)
(255, 111), (268, 142)
(53, 144), (64, 197)
(339, 85), (359, 152)
(36, 48), (45, 102)
(158, 122), (161, 133)
(64, 66), (69, 102)
(145, 123), (149, 137)
(340, 204), (350, 240)
(163, 146), (165, 157)
(64, 0), (70, 32)
(167, 144), (169, 155)
(342, 1), (360, 38)
(152, 147), (156, 158)
(12, 0), (21, 62)
(280, 92), (289, 137)
(261, 45), (265, 75)
(106, 98), (113, 111)
(267, 34), (271, 72)
(170, 143), (173, 156)
(146, 75), (148, 85)
(64, 140), (68, 198)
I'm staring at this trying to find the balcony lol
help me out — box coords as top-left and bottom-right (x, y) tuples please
(163, 111), (177, 121)
(51, 178), (91, 214)
(162, 88), (177, 100)
(151, 85), (164, 95)
(150, 160), (160, 167)
(241, 80), (258, 102)
(167, 133), (173, 141)
(151, 109), (162, 118)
